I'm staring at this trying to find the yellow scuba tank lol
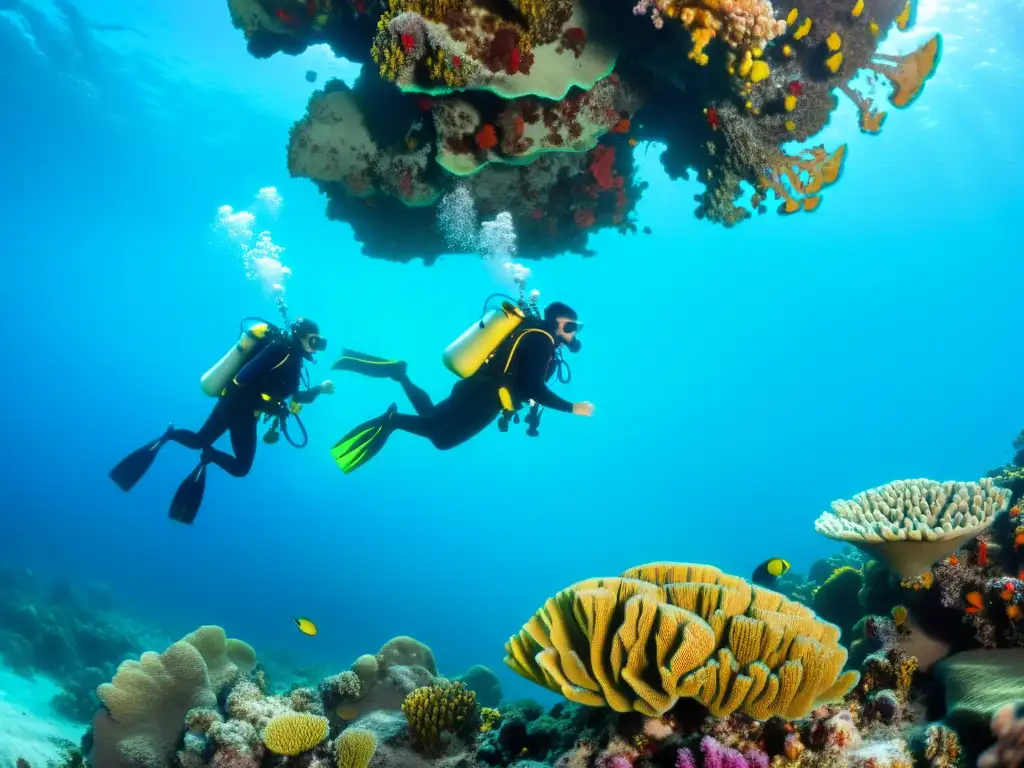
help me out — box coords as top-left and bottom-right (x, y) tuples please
(442, 301), (525, 379)
(200, 322), (271, 397)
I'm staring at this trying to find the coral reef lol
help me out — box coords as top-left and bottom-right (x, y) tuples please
(0, 566), (168, 724)
(221, 0), (941, 261)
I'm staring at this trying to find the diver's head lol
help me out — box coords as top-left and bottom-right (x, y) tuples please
(544, 301), (583, 353)
(290, 317), (327, 359)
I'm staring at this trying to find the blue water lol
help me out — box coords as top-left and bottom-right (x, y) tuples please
(1, 0), (1021, 704)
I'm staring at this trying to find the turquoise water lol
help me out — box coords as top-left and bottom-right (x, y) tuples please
(0, 0), (1021, 707)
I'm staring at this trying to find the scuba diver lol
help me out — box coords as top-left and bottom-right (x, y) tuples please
(329, 293), (594, 474)
(108, 317), (333, 524)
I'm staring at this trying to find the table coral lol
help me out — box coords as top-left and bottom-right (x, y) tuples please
(814, 479), (1009, 579)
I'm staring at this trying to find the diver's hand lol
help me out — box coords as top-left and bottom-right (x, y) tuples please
(318, 380), (335, 395)
(572, 401), (595, 417)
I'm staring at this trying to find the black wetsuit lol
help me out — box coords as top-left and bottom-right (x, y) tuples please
(391, 323), (572, 450)
(167, 338), (320, 476)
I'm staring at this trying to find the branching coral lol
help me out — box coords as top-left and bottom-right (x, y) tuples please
(815, 479), (1009, 579)
(505, 562), (859, 719)
(698, 103), (846, 222)
(401, 681), (478, 755)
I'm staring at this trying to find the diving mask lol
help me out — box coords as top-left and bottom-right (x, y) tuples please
(307, 335), (328, 353)
(562, 321), (584, 334)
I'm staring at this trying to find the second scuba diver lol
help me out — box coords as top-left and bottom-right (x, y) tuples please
(328, 298), (594, 473)
(108, 317), (334, 523)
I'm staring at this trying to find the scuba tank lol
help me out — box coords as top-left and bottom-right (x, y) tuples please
(442, 300), (526, 379)
(441, 287), (542, 379)
(200, 319), (276, 397)
(201, 301), (293, 397)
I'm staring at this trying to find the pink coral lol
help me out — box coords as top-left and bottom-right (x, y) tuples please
(980, 703), (1024, 768)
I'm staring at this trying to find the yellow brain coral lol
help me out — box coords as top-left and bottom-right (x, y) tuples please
(335, 728), (378, 768)
(401, 681), (477, 755)
(504, 562), (860, 719)
(262, 712), (329, 755)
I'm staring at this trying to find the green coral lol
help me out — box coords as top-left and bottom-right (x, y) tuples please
(812, 566), (865, 638)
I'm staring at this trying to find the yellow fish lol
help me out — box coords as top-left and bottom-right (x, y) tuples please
(294, 617), (318, 636)
(751, 558), (791, 585)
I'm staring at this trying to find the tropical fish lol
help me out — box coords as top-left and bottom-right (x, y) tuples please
(1008, 604), (1022, 622)
(1001, 581), (1016, 602)
(965, 591), (985, 615)
(294, 617), (318, 636)
(751, 558), (791, 585)
(978, 539), (989, 567)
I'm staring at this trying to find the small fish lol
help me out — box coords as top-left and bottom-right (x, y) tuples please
(628, 138), (638, 147)
(294, 617), (318, 636)
(1014, 532), (1024, 552)
(965, 591), (985, 615)
(752, 558), (791, 585)
(1010, 505), (1021, 519)
(1001, 582), (1016, 602)
(1008, 604), (1023, 622)
(978, 538), (989, 567)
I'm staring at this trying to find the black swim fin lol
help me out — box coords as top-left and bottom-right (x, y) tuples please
(332, 349), (407, 380)
(109, 425), (173, 492)
(330, 404), (398, 474)
(169, 458), (208, 525)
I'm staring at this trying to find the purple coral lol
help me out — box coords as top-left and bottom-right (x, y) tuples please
(677, 736), (769, 768)
(676, 748), (697, 768)
(701, 736), (757, 768)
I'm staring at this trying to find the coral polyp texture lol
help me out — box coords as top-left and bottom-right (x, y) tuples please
(503, 562), (859, 719)
(814, 478), (1009, 580)
(225, 0), (941, 262)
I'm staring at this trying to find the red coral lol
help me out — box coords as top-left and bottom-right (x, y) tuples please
(589, 145), (616, 190)
(400, 33), (415, 52)
(561, 26), (587, 57)
(574, 208), (596, 228)
(451, 55), (462, 67)
(509, 47), (521, 74)
(475, 124), (498, 151)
